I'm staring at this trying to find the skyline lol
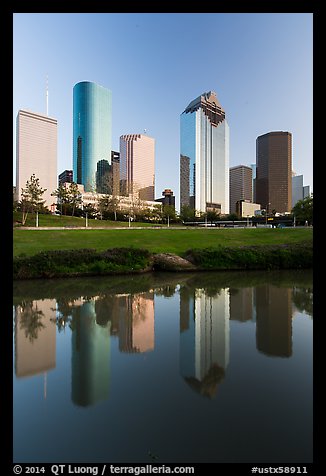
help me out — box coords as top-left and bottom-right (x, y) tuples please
(13, 13), (313, 209)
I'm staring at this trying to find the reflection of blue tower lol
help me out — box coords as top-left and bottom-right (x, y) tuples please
(71, 301), (111, 407)
(180, 288), (229, 398)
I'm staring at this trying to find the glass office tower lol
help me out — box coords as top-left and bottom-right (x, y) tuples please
(180, 91), (229, 214)
(73, 81), (112, 191)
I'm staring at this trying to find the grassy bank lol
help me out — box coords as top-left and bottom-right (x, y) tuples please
(13, 211), (165, 228)
(13, 248), (153, 279)
(13, 241), (313, 280)
(13, 227), (312, 257)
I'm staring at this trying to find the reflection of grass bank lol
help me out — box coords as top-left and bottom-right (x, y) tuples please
(14, 227), (312, 257)
(13, 241), (312, 280)
(13, 268), (313, 303)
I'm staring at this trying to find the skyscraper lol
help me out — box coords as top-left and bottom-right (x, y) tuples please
(16, 109), (57, 208)
(250, 163), (257, 202)
(180, 91), (229, 214)
(256, 131), (292, 213)
(73, 81), (112, 192)
(229, 165), (253, 214)
(292, 174), (304, 207)
(120, 134), (155, 200)
(58, 169), (73, 186)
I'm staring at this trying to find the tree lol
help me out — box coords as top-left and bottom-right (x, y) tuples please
(98, 195), (120, 220)
(69, 182), (82, 216)
(20, 174), (47, 225)
(226, 213), (238, 221)
(17, 301), (45, 342)
(206, 210), (220, 224)
(83, 203), (97, 219)
(292, 195), (313, 225)
(51, 184), (69, 215)
(51, 182), (82, 216)
(162, 205), (177, 225)
(180, 205), (195, 223)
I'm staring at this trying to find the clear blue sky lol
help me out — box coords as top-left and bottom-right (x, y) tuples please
(13, 13), (313, 209)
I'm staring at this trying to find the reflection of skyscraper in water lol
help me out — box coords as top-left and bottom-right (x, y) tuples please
(255, 285), (292, 357)
(15, 299), (56, 380)
(229, 287), (254, 322)
(71, 300), (111, 407)
(180, 288), (230, 398)
(118, 293), (154, 353)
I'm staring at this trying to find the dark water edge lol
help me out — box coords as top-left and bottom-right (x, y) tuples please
(13, 268), (313, 302)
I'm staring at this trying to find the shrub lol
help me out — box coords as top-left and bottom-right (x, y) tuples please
(13, 247), (152, 279)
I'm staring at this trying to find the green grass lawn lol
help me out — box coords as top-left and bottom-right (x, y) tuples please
(13, 211), (164, 228)
(13, 227), (313, 258)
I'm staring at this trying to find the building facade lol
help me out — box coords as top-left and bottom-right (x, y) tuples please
(16, 109), (57, 208)
(180, 91), (229, 214)
(96, 152), (120, 195)
(236, 200), (261, 217)
(292, 174), (311, 207)
(250, 163), (257, 202)
(256, 131), (292, 213)
(229, 165), (253, 214)
(303, 185), (310, 199)
(120, 134), (155, 200)
(73, 81), (112, 192)
(58, 169), (73, 186)
(155, 189), (176, 209)
(292, 174), (304, 208)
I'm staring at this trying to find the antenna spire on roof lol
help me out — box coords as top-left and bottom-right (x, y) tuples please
(46, 75), (49, 116)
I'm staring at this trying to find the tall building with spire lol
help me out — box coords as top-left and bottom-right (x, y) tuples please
(73, 81), (112, 192)
(180, 91), (229, 214)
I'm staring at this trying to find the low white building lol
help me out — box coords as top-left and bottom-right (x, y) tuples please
(236, 200), (261, 217)
(61, 183), (160, 215)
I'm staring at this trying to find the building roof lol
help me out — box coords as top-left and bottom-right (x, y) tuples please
(183, 91), (225, 127)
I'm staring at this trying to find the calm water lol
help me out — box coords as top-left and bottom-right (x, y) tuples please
(13, 270), (313, 463)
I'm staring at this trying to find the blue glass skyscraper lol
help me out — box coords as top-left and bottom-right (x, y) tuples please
(73, 81), (112, 191)
(180, 91), (229, 214)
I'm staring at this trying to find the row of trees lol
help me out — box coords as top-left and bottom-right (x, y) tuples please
(14, 174), (179, 224)
(14, 174), (313, 225)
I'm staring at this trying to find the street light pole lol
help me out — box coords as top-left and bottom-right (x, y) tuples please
(265, 203), (270, 225)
